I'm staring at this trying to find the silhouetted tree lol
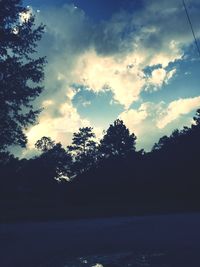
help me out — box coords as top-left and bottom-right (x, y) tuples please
(0, 0), (45, 151)
(99, 119), (137, 158)
(3, 107), (200, 220)
(35, 136), (55, 152)
(40, 143), (72, 181)
(16, 143), (72, 201)
(34, 137), (72, 181)
(193, 109), (200, 126)
(67, 127), (98, 174)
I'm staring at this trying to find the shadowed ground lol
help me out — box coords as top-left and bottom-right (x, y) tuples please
(1, 213), (200, 267)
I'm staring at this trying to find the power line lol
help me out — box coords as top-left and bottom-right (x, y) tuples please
(182, 0), (200, 57)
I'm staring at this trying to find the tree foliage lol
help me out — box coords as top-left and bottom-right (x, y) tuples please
(2, 112), (200, 220)
(99, 119), (137, 158)
(68, 127), (96, 155)
(0, 0), (45, 151)
(35, 136), (55, 152)
(39, 143), (72, 181)
(67, 127), (97, 174)
(193, 109), (200, 126)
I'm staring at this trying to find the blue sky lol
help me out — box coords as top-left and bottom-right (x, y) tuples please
(20, 0), (200, 157)
(25, 0), (143, 21)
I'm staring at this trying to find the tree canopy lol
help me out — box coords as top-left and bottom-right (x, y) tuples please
(35, 136), (55, 152)
(67, 127), (97, 174)
(0, 0), (45, 151)
(68, 127), (96, 155)
(1, 112), (200, 220)
(99, 119), (137, 158)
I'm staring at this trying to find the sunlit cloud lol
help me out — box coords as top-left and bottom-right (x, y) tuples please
(73, 48), (178, 109)
(145, 68), (177, 91)
(119, 104), (148, 135)
(74, 49), (146, 108)
(20, 0), (200, 155)
(157, 96), (200, 129)
(42, 99), (54, 108)
(20, 8), (32, 23)
(26, 101), (91, 150)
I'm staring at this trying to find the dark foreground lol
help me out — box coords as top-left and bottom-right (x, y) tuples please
(1, 213), (200, 267)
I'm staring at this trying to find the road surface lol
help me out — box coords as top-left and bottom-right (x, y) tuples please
(1, 213), (200, 266)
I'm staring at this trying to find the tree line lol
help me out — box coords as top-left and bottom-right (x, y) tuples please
(1, 112), (200, 219)
(1, 0), (200, 220)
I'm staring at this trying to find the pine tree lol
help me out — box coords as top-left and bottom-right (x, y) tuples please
(0, 0), (45, 151)
(99, 119), (137, 158)
(67, 127), (98, 174)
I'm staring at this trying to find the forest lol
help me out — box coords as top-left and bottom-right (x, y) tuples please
(1, 114), (200, 221)
(1, 0), (200, 221)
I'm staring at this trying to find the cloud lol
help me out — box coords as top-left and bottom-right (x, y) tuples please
(119, 103), (149, 135)
(135, 0), (200, 53)
(66, 0), (200, 108)
(26, 101), (91, 151)
(35, 1), (188, 109)
(149, 68), (167, 87)
(20, 5), (94, 155)
(157, 96), (200, 129)
(119, 102), (164, 150)
(145, 68), (176, 91)
(73, 48), (178, 108)
(118, 97), (200, 151)
(82, 101), (91, 107)
(19, 1), (200, 155)
(42, 99), (54, 108)
(74, 49), (146, 108)
(166, 69), (176, 81)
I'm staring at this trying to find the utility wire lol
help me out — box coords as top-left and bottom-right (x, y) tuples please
(182, 0), (200, 57)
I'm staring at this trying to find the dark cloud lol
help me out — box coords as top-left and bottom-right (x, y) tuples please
(93, 11), (136, 56)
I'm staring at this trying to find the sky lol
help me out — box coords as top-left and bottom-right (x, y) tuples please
(18, 0), (200, 157)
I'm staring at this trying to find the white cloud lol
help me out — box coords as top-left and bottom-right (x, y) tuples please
(157, 96), (200, 129)
(118, 102), (163, 150)
(150, 68), (167, 86)
(42, 99), (54, 108)
(118, 98), (200, 151)
(66, 87), (77, 101)
(20, 1), (200, 155)
(74, 49), (146, 108)
(145, 68), (176, 91)
(119, 104), (148, 136)
(26, 102), (91, 150)
(166, 69), (176, 82)
(34, 1), (187, 111)
(73, 46), (177, 108)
